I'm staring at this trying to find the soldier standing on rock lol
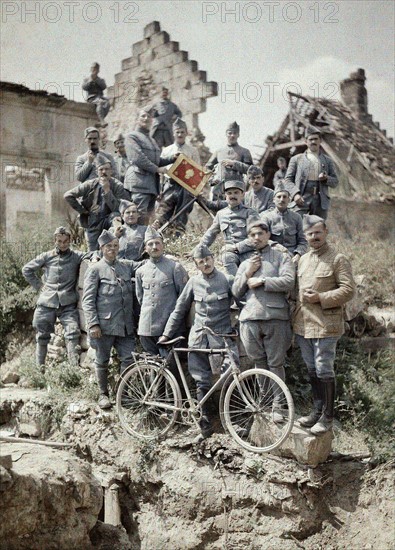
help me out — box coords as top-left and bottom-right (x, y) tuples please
(293, 215), (355, 434)
(150, 87), (183, 148)
(82, 62), (110, 126)
(22, 227), (85, 368)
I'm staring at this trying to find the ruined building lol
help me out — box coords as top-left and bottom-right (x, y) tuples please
(260, 69), (394, 202)
(0, 22), (217, 238)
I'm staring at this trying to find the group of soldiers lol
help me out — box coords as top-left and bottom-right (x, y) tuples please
(22, 84), (355, 440)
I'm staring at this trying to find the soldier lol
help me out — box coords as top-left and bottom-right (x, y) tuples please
(284, 127), (338, 219)
(82, 230), (144, 409)
(124, 108), (177, 224)
(113, 133), (130, 184)
(150, 87), (182, 148)
(135, 226), (188, 358)
(244, 166), (274, 213)
(206, 121), (253, 201)
(112, 200), (147, 261)
(154, 118), (200, 233)
(82, 62), (110, 125)
(75, 127), (118, 183)
(273, 157), (287, 186)
(261, 182), (307, 264)
(22, 227), (84, 368)
(158, 245), (238, 439)
(65, 157), (129, 251)
(232, 220), (295, 422)
(294, 215), (355, 434)
(198, 180), (259, 276)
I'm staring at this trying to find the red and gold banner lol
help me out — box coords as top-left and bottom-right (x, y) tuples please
(167, 154), (212, 197)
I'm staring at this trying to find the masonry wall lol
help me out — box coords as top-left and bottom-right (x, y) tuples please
(0, 85), (97, 238)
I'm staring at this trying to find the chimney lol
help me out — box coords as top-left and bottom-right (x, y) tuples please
(340, 68), (368, 119)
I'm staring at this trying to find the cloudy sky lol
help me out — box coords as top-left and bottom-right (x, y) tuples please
(1, 0), (393, 157)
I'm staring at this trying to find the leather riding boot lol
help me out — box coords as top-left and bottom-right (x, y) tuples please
(299, 374), (324, 427)
(310, 378), (336, 435)
(36, 344), (48, 367)
(197, 388), (213, 439)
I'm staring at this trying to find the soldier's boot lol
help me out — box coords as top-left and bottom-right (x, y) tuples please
(96, 365), (112, 409)
(36, 344), (48, 368)
(310, 378), (335, 435)
(65, 340), (79, 366)
(270, 366), (286, 424)
(298, 374), (324, 428)
(197, 388), (213, 440)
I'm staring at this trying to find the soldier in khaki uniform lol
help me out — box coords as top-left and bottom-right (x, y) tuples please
(113, 134), (130, 184)
(294, 215), (355, 433)
(159, 245), (238, 439)
(22, 227), (85, 367)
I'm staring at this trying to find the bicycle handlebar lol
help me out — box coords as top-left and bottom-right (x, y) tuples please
(201, 326), (238, 339)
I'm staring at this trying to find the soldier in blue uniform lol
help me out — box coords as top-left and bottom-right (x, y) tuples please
(244, 166), (274, 213)
(22, 227), (84, 367)
(112, 200), (147, 260)
(135, 226), (189, 358)
(113, 134), (131, 184)
(124, 108), (177, 224)
(233, 220), (295, 422)
(198, 180), (259, 276)
(272, 157), (287, 186)
(261, 182), (308, 264)
(75, 127), (118, 183)
(65, 157), (129, 251)
(150, 87), (182, 148)
(82, 62), (110, 125)
(206, 121), (253, 200)
(82, 230), (144, 409)
(159, 245), (238, 439)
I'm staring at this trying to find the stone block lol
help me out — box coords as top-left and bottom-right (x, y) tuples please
(19, 420), (42, 438)
(251, 418), (333, 467)
(186, 98), (206, 114)
(172, 60), (198, 79)
(1, 371), (20, 385)
(79, 308), (87, 333)
(132, 39), (149, 57)
(144, 21), (161, 38)
(121, 56), (139, 70)
(139, 49), (155, 65)
(0, 454), (12, 470)
(155, 67), (173, 85)
(149, 31), (170, 49)
(153, 41), (180, 59)
(204, 81), (218, 98)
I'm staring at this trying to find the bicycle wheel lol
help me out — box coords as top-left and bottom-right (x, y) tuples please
(222, 369), (294, 453)
(116, 361), (182, 440)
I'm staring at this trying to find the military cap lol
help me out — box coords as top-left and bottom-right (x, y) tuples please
(162, 86), (169, 91)
(91, 62), (100, 69)
(84, 126), (99, 138)
(98, 229), (117, 247)
(94, 154), (111, 168)
(144, 225), (163, 244)
(119, 199), (135, 215)
(305, 126), (321, 138)
(113, 133), (124, 144)
(173, 117), (187, 131)
(226, 121), (240, 133)
(247, 165), (263, 178)
(53, 226), (71, 237)
(277, 156), (286, 162)
(247, 219), (269, 233)
(303, 214), (325, 229)
(224, 180), (245, 192)
(192, 245), (213, 259)
(274, 182), (290, 196)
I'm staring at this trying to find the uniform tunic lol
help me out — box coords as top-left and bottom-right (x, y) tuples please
(150, 99), (182, 148)
(260, 208), (307, 256)
(163, 269), (237, 392)
(75, 150), (118, 183)
(22, 248), (85, 343)
(206, 143), (253, 200)
(117, 224), (147, 261)
(244, 187), (274, 213)
(135, 256), (188, 337)
(199, 204), (260, 276)
(233, 245), (295, 368)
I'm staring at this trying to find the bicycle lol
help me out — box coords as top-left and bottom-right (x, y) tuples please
(116, 327), (294, 453)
